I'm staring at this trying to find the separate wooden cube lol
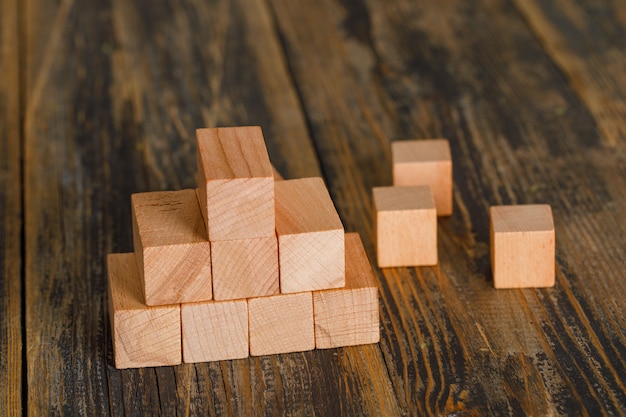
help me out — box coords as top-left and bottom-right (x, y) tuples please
(211, 235), (279, 300)
(181, 299), (249, 363)
(196, 126), (274, 241)
(373, 186), (437, 267)
(107, 253), (181, 369)
(248, 292), (314, 356)
(132, 189), (212, 306)
(275, 178), (345, 293)
(314, 233), (380, 349)
(490, 205), (555, 289)
(392, 139), (453, 216)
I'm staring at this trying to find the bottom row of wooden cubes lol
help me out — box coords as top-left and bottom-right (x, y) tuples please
(108, 233), (380, 369)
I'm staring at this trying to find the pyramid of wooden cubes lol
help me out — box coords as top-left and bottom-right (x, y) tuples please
(107, 126), (380, 369)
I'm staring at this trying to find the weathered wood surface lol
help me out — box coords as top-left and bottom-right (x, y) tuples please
(6, 0), (625, 415)
(0, 0), (22, 415)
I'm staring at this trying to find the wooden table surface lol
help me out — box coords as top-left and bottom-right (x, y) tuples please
(2, 0), (625, 415)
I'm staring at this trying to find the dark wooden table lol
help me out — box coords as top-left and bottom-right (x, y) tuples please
(2, 0), (625, 415)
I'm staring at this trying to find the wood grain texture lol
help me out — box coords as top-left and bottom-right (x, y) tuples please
(17, 0), (626, 414)
(107, 253), (182, 369)
(314, 233), (379, 349)
(392, 139), (453, 216)
(196, 126), (275, 241)
(268, 0), (626, 414)
(181, 299), (249, 363)
(211, 235), (279, 300)
(132, 189), (212, 305)
(275, 178), (345, 293)
(248, 292), (315, 356)
(373, 186), (437, 267)
(514, 0), (626, 147)
(0, 0), (22, 414)
(490, 205), (555, 289)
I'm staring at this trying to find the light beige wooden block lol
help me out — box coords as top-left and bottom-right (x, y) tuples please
(196, 126), (274, 241)
(248, 292), (314, 356)
(373, 186), (437, 267)
(132, 189), (212, 306)
(107, 253), (181, 369)
(211, 235), (279, 300)
(314, 233), (380, 349)
(181, 299), (249, 363)
(275, 178), (345, 293)
(392, 139), (453, 216)
(490, 205), (555, 289)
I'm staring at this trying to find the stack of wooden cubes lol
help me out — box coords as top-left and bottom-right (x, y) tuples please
(107, 126), (380, 369)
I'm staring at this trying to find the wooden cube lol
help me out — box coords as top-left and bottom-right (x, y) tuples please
(490, 205), (555, 288)
(275, 178), (345, 293)
(107, 253), (181, 369)
(392, 139), (453, 216)
(248, 292), (314, 356)
(196, 126), (274, 241)
(211, 235), (279, 300)
(132, 189), (212, 306)
(373, 186), (437, 267)
(314, 233), (380, 349)
(181, 299), (249, 363)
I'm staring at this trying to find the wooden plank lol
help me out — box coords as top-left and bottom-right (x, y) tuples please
(514, 0), (626, 147)
(373, 186), (437, 267)
(490, 205), (555, 289)
(132, 189), (212, 305)
(107, 253), (182, 369)
(275, 178), (345, 293)
(268, 0), (626, 414)
(196, 126), (275, 241)
(0, 0), (22, 414)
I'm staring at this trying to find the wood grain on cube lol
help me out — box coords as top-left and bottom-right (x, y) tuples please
(132, 189), (212, 306)
(275, 178), (345, 293)
(248, 292), (315, 356)
(211, 235), (279, 300)
(490, 205), (555, 288)
(181, 299), (249, 363)
(196, 126), (274, 241)
(107, 253), (181, 369)
(314, 233), (380, 349)
(392, 139), (453, 216)
(373, 186), (437, 267)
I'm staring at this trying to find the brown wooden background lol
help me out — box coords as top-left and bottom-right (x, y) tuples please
(1, 0), (625, 415)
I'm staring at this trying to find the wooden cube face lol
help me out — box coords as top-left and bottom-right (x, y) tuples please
(211, 235), (279, 300)
(181, 299), (249, 363)
(373, 186), (437, 267)
(107, 253), (181, 369)
(196, 126), (275, 241)
(392, 139), (453, 216)
(132, 190), (212, 306)
(275, 178), (345, 293)
(248, 292), (315, 356)
(314, 233), (380, 349)
(490, 205), (555, 289)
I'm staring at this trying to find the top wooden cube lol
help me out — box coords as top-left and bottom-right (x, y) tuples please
(490, 204), (555, 289)
(196, 126), (275, 241)
(392, 139), (453, 216)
